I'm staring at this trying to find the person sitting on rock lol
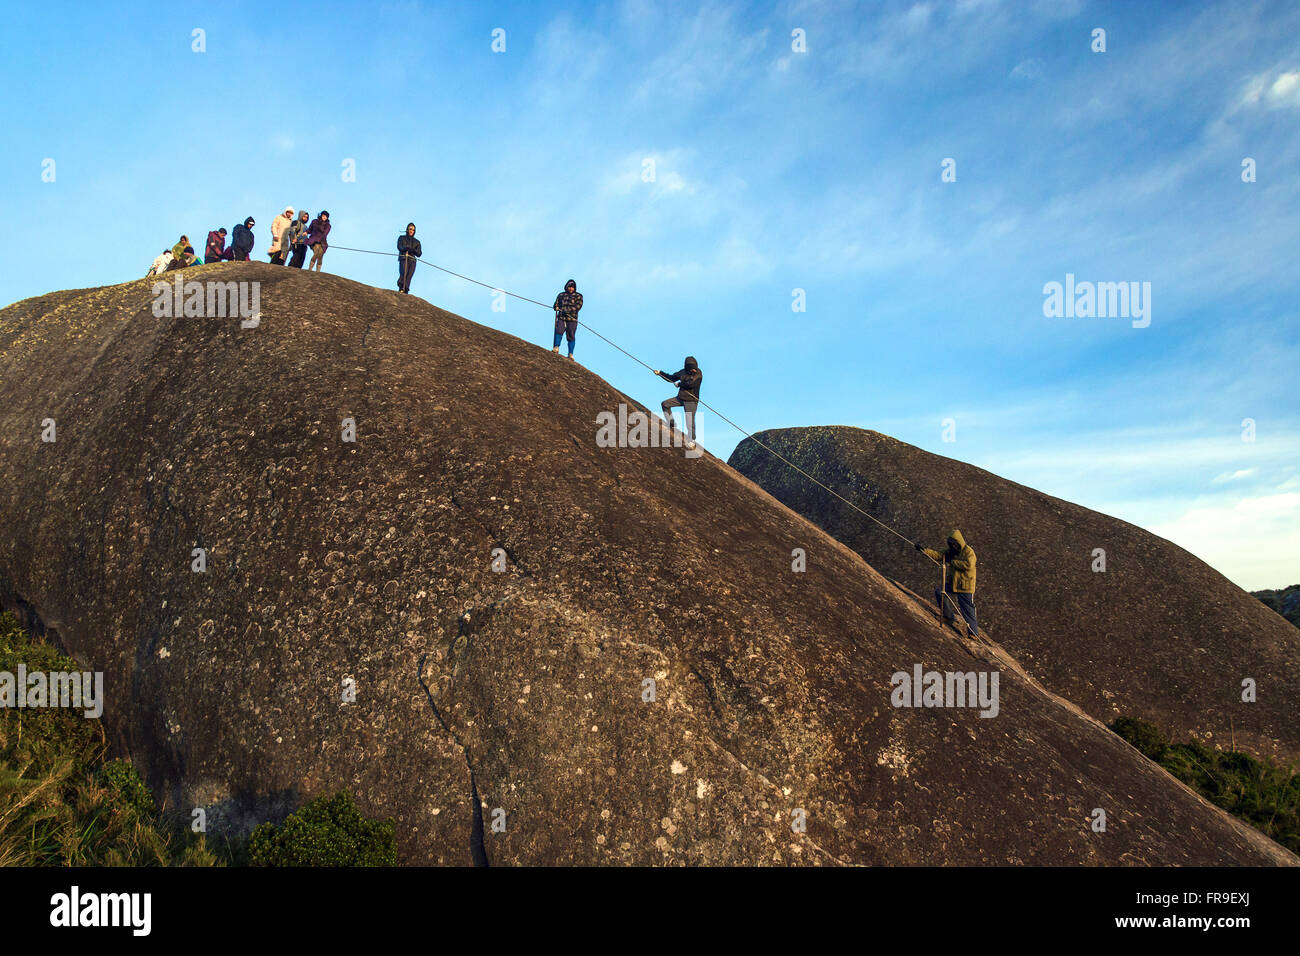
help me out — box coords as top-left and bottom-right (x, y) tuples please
(552, 279), (583, 360)
(147, 249), (174, 277)
(654, 356), (702, 449)
(165, 245), (199, 271)
(916, 529), (979, 637)
(170, 236), (190, 261)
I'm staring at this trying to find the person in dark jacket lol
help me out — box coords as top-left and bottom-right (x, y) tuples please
(397, 223), (421, 293)
(204, 228), (228, 264)
(224, 217), (255, 261)
(915, 529), (979, 637)
(304, 210), (330, 272)
(655, 357), (702, 448)
(551, 279), (583, 360)
(286, 210), (310, 268)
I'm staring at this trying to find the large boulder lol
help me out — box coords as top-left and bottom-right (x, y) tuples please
(0, 266), (1292, 864)
(729, 426), (1300, 764)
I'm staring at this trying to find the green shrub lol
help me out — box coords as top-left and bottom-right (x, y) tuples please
(0, 610), (218, 866)
(1110, 715), (1300, 854)
(99, 759), (156, 817)
(248, 790), (396, 866)
(1110, 716), (1168, 761)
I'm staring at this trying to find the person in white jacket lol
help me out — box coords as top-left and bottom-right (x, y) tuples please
(147, 250), (174, 277)
(268, 206), (295, 265)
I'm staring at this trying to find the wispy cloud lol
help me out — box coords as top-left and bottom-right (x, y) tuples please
(1151, 491), (1300, 590)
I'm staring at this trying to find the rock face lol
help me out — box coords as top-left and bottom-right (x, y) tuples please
(729, 426), (1300, 766)
(0, 267), (1293, 865)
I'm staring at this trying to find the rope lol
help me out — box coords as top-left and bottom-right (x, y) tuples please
(327, 242), (941, 565)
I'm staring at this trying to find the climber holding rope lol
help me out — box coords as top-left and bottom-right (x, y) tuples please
(654, 357), (702, 451)
(397, 223), (421, 294)
(916, 530), (979, 637)
(552, 279), (583, 361)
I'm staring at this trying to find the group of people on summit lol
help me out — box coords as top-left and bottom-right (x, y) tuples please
(262, 207), (332, 270)
(146, 208), (332, 277)
(142, 221), (704, 445)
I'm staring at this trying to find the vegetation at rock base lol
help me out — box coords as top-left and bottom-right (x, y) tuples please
(0, 610), (221, 865)
(1111, 716), (1300, 853)
(2, 611), (399, 867)
(248, 790), (397, 867)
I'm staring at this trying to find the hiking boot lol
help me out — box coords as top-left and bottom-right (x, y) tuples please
(552, 346), (560, 354)
(568, 354), (576, 362)
(685, 440), (697, 450)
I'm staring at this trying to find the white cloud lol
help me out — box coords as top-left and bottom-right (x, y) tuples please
(1008, 58), (1040, 81)
(601, 150), (697, 199)
(1268, 70), (1300, 106)
(982, 434), (1297, 499)
(1150, 492), (1300, 590)
(599, 231), (771, 291)
(904, 2), (935, 30)
(626, 6), (770, 103)
(1009, 58), (1043, 81)
(1211, 468), (1257, 484)
(1231, 68), (1300, 112)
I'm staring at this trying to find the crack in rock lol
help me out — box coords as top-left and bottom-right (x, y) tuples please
(417, 649), (489, 867)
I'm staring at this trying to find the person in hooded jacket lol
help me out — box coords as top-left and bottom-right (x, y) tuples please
(654, 357), (702, 448)
(397, 223), (421, 293)
(551, 279), (583, 360)
(286, 210), (310, 268)
(147, 249), (174, 277)
(224, 217), (256, 261)
(164, 245), (200, 271)
(205, 228), (228, 264)
(173, 245), (200, 269)
(304, 210), (330, 272)
(268, 206), (295, 264)
(916, 529), (979, 637)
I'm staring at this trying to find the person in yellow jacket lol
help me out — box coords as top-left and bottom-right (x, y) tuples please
(915, 528), (979, 636)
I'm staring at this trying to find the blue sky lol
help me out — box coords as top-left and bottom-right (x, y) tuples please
(2, 0), (1297, 589)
